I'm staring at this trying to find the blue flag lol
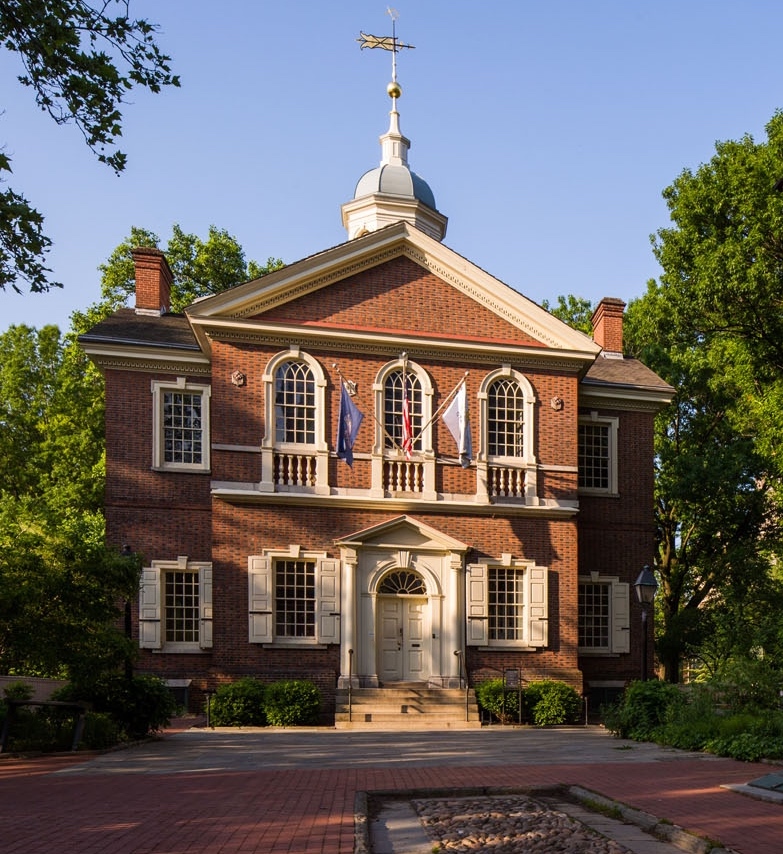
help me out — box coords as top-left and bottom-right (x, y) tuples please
(337, 381), (363, 466)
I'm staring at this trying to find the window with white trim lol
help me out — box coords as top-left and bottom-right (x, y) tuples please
(577, 576), (629, 654)
(578, 415), (618, 494)
(151, 379), (211, 471)
(248, 551), (340, 645)
(139, 557), (212, 652)
(261, 349), (328, 492)
(466, 560), (548, 648)
(477, 367), (538, 501)
(275, 360), (316, 444)
(383, 368), (423, 455)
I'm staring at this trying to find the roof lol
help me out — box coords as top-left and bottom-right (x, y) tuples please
(79, 309), (198, 350)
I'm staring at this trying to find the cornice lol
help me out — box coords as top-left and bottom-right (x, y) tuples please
(579, 386), (672, 412)
(194, 320), (593, 372)
(210, 485), (579, 519)
(82, 344), (211, 376)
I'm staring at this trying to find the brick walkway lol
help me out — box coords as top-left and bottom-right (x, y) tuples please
(0, 724), (780, 853)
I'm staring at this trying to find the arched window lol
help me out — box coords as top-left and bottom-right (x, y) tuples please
(275, 359), (315, 444)
(488, 377), (524, 457)
(261, 349), (328, 493)
(378, 570), (427, 595)
(478, 366), (537, 501)
(384, 369), (423, 455)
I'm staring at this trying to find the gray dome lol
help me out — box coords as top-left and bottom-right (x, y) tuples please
(354, 164), (437, 210)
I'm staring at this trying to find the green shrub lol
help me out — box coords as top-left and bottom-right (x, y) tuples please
(475, 678), (522, 724)
(3, 681), (34, 701)
(604, 680), (685, 741)
(711, 658), (781, 713)
(523, 681), (582, 726)
(264, 680), (321, 726)
(56, 673), (176, 739)
(210, 678), (267, 726)
(79, 712), (122, 750)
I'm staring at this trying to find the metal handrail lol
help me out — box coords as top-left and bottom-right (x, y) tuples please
(348, 648), (354, 723)
(454, 649), (469, 721)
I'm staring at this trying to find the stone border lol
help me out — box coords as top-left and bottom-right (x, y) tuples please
(355, 784), (740, 854)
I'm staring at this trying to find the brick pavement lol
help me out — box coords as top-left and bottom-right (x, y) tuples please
(0, 725), (780, 854)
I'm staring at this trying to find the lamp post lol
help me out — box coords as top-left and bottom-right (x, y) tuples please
(634, 565), (658, 681)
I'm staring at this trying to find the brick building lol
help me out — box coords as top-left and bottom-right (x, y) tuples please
(80, 83), (671, 720)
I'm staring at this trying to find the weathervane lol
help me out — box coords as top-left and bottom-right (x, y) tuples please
(357, 8), (415, 101)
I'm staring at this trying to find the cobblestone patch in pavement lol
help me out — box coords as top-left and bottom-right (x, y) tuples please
(361, 787), (739, 854)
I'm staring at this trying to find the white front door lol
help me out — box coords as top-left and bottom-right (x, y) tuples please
(377, 597), (428, 682)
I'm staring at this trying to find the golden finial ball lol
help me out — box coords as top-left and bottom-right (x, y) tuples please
(387, 80), (402, 99)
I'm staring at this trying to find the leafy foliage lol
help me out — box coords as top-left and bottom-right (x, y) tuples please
(57, 673), (176, 738)
(0, 0), (180, 293)
(475, 678), (522, 723)
(263, 680), (321, 727)
(209, 678), (267, 727)
(523, 680), (583, 726)
(541, 294), (594, 335)
(72, 224), (284, 330)
(603, 680), (685, 741)
(0, 323), (140, 679)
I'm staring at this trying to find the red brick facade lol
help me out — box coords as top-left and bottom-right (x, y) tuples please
(82, 223), (670, 718)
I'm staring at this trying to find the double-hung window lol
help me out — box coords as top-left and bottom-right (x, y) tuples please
(577, 576), (629, 653)
(466, 560), (548, 648)
(578, 415), (618, 494)
(139, 557), (212, 652)
(151, 379), (211, 471)
(248, 550), (340, 645)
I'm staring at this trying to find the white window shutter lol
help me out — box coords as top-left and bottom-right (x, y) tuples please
(527, 566), (548, 647)
(199, 565), (213, 649)
(612, 581), (630, 653)
(248, 556), (273, 643)
(139, 567), (161, 649)
(466, 563), (488, 646)
(316, 558), (341, 644)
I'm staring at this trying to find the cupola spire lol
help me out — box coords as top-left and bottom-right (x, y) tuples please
(343, 12), (447, 242)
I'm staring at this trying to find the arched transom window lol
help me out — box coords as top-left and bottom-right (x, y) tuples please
(378, 570), (427, 595)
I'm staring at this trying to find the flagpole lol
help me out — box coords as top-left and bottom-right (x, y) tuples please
(416, 371), (470, 440)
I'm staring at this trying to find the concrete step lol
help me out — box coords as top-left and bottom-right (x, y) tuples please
(333, 687), (481, 730)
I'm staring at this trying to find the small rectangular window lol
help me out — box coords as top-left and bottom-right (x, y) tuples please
(578, 582), (610, 648)
(489, 567), (525, 641)
(165, 571), (200, 644)
(163, 392), (203, 465)
(152, 380), (210, 471)
(275, 559), (316, 638)
(578, 423), (609, 489)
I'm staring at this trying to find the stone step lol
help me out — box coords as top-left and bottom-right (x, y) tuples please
(333, 687), (481, 730)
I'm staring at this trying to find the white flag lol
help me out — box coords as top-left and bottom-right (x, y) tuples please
(442, 382), (473, 468)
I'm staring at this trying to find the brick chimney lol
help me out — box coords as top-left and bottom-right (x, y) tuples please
(591, 297), (626, 357)
(132, 247), (173, 315)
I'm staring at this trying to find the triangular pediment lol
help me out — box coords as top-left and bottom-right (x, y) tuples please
(335, 515), (468, 553)
(186, 222), (599, 358)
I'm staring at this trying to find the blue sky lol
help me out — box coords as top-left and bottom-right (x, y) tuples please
(2, 1), (783, 333)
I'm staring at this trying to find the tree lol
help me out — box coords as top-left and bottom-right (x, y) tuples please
(637, 110), (783, 679)
(0, 1), (179, 293)
(0, 323), (135, 678)
(72, 224), (284, 330)
(625, 290), (783, 682)
(542, 294), (594, 335)
(652, 110), (783, 461)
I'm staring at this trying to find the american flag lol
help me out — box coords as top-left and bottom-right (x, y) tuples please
(401, 392), (413, 460)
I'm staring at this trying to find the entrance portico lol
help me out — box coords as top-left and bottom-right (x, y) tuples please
(336, 516), (468, 688)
